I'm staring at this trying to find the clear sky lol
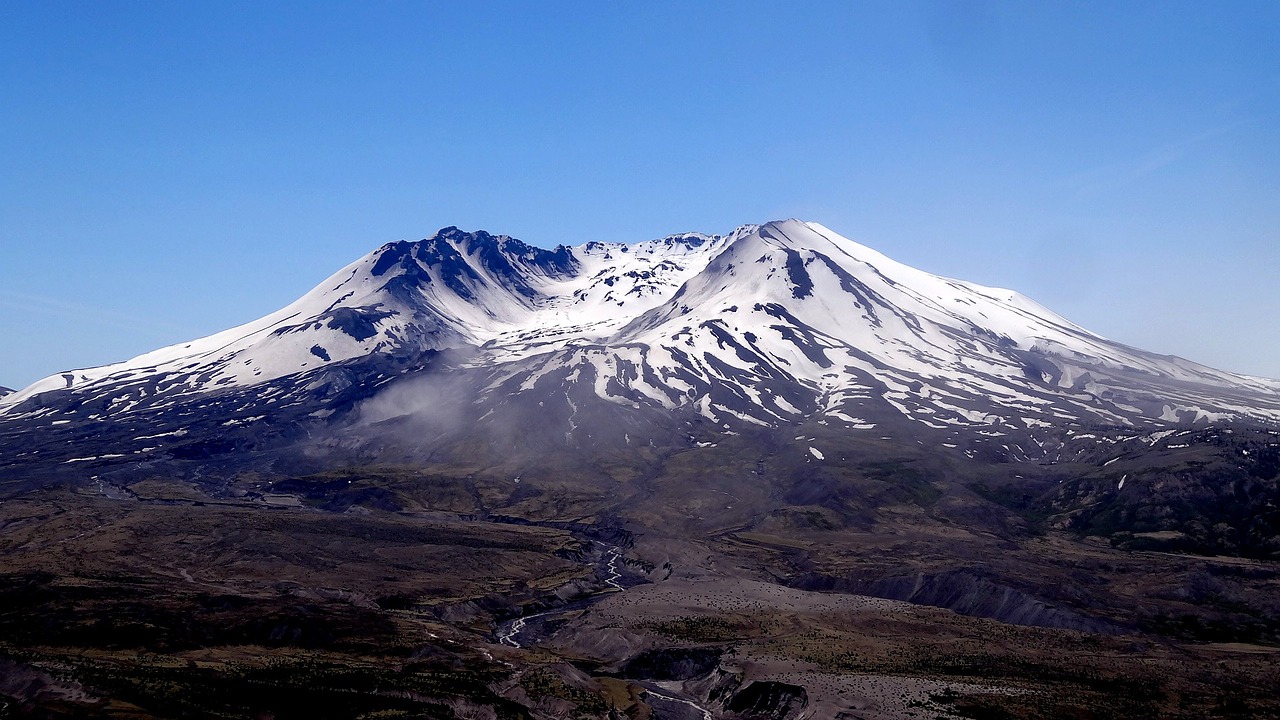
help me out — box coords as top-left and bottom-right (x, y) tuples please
(2, 1), (1278, 389)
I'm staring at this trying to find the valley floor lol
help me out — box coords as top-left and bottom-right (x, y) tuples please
(1, 475), (1278, 719)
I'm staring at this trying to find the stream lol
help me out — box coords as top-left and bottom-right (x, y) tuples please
(493, 542), (716, 718)
(496, 542), (623, 649)
(642, 685), (714, 720)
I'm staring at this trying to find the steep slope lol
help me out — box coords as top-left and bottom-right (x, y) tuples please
(0, 228), (564, 414)
(0, 227), (727, 421)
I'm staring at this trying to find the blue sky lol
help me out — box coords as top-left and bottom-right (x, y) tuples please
(2, 1), (1278, 388)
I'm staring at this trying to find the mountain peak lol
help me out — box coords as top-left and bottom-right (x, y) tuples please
(3, 221), (1278, 440)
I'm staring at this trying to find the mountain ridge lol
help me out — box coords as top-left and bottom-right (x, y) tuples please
(3, 220), (1278, 450)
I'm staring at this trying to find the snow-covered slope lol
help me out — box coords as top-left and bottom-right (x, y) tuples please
(4, 220), (1279, 437)
(531, 220), (1280, 431)
(2, 228), (563, 408)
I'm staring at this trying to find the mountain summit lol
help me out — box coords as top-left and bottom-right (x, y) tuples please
(2, 220), (1279, 476)
(5, 220), (1277, 429)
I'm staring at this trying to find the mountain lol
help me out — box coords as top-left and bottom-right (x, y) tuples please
(4, 221), (1280, 719)
(3, 220), (1278, 459)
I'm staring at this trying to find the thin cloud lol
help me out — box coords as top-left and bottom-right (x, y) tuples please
(0, 290), (195, 336)
(1064, 122), (1243, 200)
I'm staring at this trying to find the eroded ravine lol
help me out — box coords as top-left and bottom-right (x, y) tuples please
(495, 542), (626, 649)
(493, 541), (717, 718)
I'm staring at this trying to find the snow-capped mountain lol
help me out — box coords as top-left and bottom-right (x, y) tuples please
(0, 227), (723, 414)
(3, 220), (1279, 451)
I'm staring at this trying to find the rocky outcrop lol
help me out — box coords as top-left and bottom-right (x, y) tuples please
(0, 656), (100, 712)
(620, 647), (721, 681)
(725, 681), (808, 719)
(788, 569), (1121, 634)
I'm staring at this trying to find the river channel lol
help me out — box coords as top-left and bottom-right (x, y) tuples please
(493, 542), (715, 719)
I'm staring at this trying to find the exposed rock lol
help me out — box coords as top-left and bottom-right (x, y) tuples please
(725, 681), (808, 719)
(0, 656), (100, 711)
(620, 647), (721, 681)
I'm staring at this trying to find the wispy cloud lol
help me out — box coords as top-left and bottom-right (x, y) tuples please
(1064, 75), (1280, 200)
(1063, 122), (1242, 200)
(0, 290), (194, 335)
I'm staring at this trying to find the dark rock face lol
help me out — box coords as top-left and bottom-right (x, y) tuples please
(273, 306), (396, 342)
(413, 231), (482, 299)
(437, 226), (579, 298)
(781, 249), (813, 299)
(725, 681), (808, 719)
(324, 307), (395, 341)
(620, 647), (721, 681)
(368, 228), (584, 305)
(370, 240), (413, 277)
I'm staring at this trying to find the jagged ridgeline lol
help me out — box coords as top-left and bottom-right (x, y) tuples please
(3, 220), (1279, 473)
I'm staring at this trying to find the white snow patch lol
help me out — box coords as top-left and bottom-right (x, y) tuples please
(64, 454), (125, 464)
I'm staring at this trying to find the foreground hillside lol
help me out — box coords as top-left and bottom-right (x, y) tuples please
(1, 459), (1278, 719)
